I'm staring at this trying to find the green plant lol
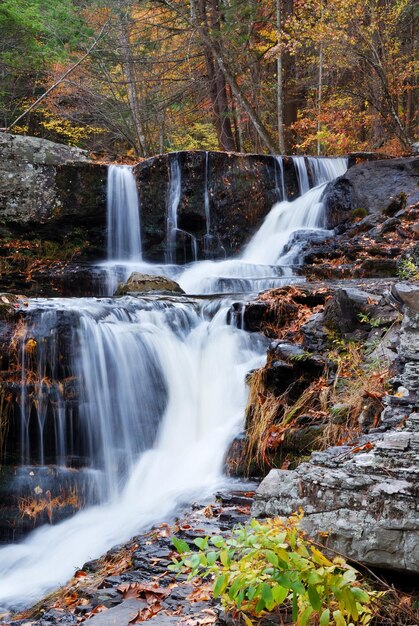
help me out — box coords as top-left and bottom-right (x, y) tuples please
(397, 258), (419, 281)
(170, 513), (374, 625)
(350, 208), (368, 220)
(357, 313), (383, 328)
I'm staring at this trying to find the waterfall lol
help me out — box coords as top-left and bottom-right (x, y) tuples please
(274, 156), (287, 201)
(166, 156), (197, 264)
(107, 165), (142, 261)
(0, 154), (347, 611)
(204, 151), (211, 233)
(293, 156), (310, 194)
(0, 297), (266, 609)
(166, 157), (182, 264)
(178, 157), (347, 293)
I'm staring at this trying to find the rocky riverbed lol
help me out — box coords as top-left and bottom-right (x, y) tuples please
(1, 485), (256, 625)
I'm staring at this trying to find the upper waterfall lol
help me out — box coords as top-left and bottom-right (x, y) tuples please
(107, 165), (142, 261)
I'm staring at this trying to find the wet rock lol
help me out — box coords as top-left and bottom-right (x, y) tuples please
(322, 156), (419, 228)
(356, 258), (398, 277)
(134, 151), (300, 262)
(115, 273), (185, 295)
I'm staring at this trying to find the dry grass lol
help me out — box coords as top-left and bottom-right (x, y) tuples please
(244, 368), (331, 471)
(18, 487), (82, 525)
(259, 285), (330, 341)
(244, 335), (392, 472)
(320, 340), (390, 449)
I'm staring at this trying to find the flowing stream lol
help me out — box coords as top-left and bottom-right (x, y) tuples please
(0, 155), (347, 611)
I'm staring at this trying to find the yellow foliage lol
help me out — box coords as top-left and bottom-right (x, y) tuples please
(39, 110), (105, 146)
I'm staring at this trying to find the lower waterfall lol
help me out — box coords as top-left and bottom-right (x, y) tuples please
(0, 156), (347, 611)
(0, 298), (266, 609)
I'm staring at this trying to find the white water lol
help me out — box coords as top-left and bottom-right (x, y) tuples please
(275, 156), (287, 201)
(102, 156), (347, 294)
(107, 165), (142, 260)
(175, 157), (347, 293)
(0, 155), (347, 612)
(0, 297), (266, 609)
(293, 156), (310, 194)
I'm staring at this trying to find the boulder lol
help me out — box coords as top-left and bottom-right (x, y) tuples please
(0, 132), (106, 230)
(115, 273), (185, 295)
(252, 418), (419, 574)
(322, 157), (419, 228)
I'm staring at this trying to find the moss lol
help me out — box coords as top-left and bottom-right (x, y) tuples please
(351, 207), (368, 220)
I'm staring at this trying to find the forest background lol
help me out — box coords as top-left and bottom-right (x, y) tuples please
(0, 0), (417, 159)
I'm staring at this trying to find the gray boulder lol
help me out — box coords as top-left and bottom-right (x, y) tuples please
(115, 273), (185, 295)
(322, 157), (419, 228)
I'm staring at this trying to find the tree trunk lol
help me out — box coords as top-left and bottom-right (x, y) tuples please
(119, 7), (147, 157)
(196, 0), (236, 151)
(188, 0), (276, 153)
(276, 0), (285, 154)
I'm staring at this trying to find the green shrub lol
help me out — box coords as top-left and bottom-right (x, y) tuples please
(350, 208), (368, 220)
(170, 513), (374, 625)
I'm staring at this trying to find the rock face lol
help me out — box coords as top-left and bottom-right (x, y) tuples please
(322, 156), (419, 228)
(252, 283), (419, 574)
(0, 132), (107, 236)
(134, 151), (302, 262)
(115, 273), (184, 295)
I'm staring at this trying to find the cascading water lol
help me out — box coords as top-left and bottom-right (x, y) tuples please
(293, 156), (310, 194)
(274, 156), (287, 201)
(107, 165), (142, 261)
(0, 297), (266, 609)
(166, 156), (198, 264)
(0, 154), (347, 611)
(176, 157), (347, 293)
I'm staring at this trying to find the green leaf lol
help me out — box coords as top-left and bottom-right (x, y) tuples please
(193, 537), (207, 550)
(308, 585), (322, 611)
(228, 576), (243, 600)
(265, 549), (279, 567)
(247, 586), (256, 601)
(320, 608), (331, 626)
(290, 580), (306, 595)
(333, 609), (346, 626)
(351, 588), (370, 604)
(343, 588), (359, 620)
(213, 574), (228, 599)
(237, 589), (245, 608)
(206, 551), (218, 566)
(272, 585), (288, 604)
(167, 563), (179, 572)
(188, 554), (201, 570)
(261, 583), (273, 609)
(211, 535), (224, 548)
(172, 536), (190, 554)
(255, 597), (265, 614)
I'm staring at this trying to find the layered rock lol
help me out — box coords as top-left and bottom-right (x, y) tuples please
(251, 283), (419, 574)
